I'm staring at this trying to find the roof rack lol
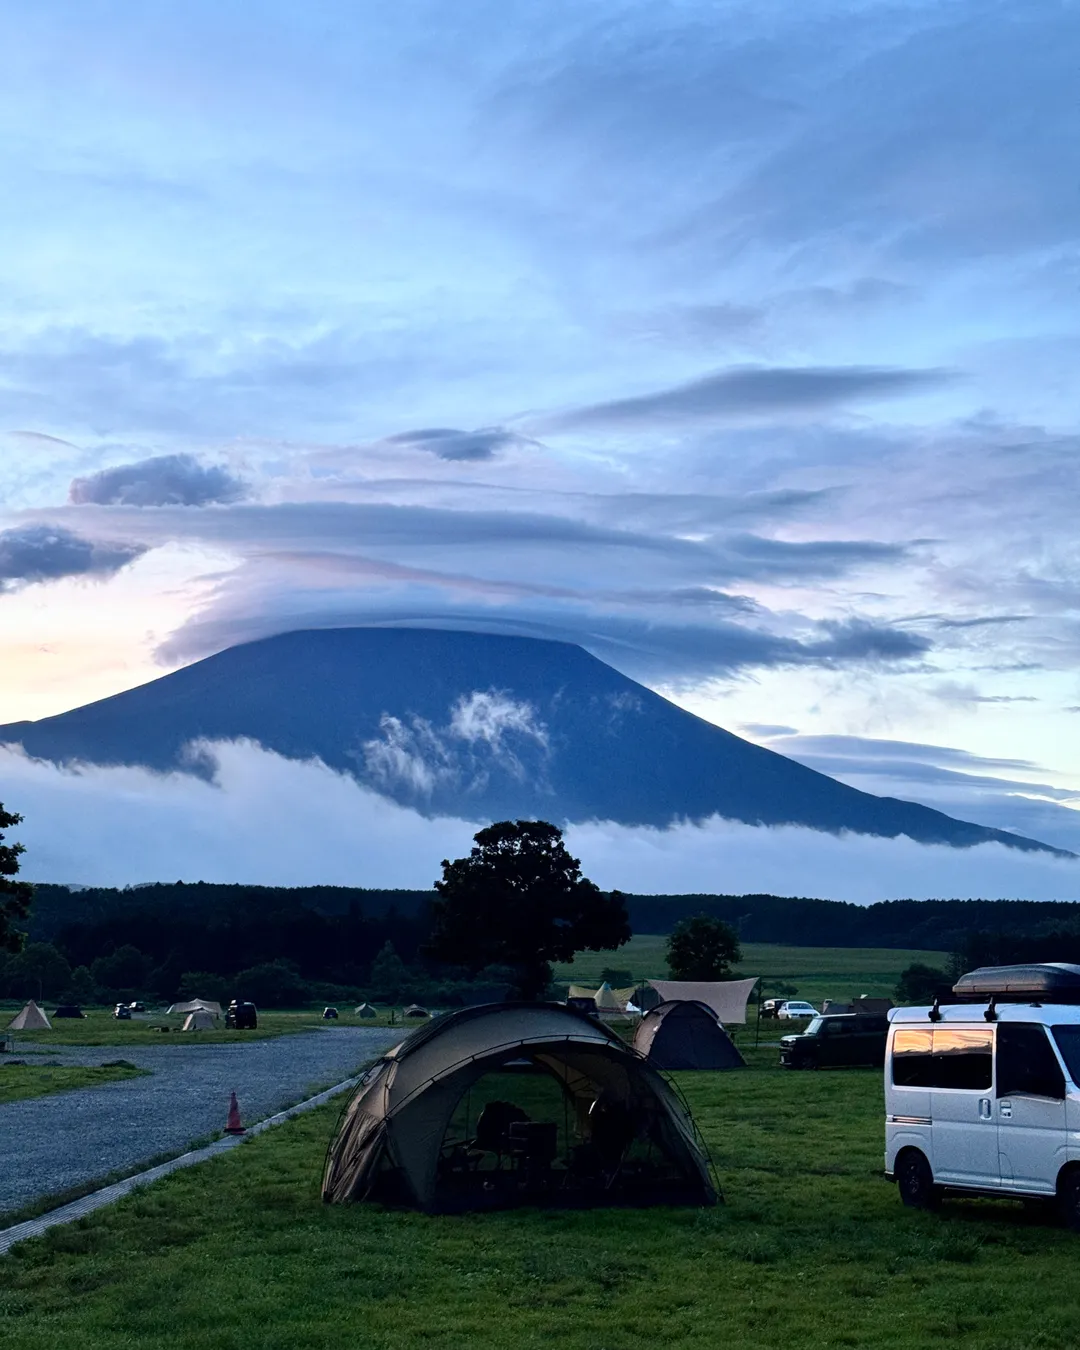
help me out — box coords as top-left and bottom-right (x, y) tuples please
(951, 963), (1080, 1003)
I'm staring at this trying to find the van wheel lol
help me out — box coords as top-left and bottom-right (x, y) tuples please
(897, 1150), (940, 1210)
(1058, 1170), (1080, 1231)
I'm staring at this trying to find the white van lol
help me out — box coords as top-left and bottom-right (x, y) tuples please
(885, 963), (1080, 1228)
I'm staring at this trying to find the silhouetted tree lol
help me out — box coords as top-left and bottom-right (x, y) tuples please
(0, 942), (71, 1000)
(0, 803), (33, 955)
(427, 820), (629, 1000)
(368, 941), (408, 1001)
(666, 914), (741, 981)
(896, 962), (949, 1004)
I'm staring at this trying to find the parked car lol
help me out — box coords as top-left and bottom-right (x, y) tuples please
(777, 1000), (819, 1020)
(886, 962), (1080, 1227)
(322, 1006), (339, 1020)
(226, 1000), (258, 1030)
(128, 1001), (147, 1013)
(113, 1004), (132, 1020)
(780, 1014), (889, 1069)
(760, 998), (785, 1020)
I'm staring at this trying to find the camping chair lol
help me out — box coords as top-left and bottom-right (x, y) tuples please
(507, 1120), (558, 1189)
(468, 1101), (529, 1172)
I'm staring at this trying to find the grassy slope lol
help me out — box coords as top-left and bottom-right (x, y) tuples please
(1, 1008), (404, 1048)
(4, 1049), (1079, 1349)
(0, 1062), (146, 1105)
(555, 937), (948, 1003)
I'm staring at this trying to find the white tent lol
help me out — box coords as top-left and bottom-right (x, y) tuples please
(354, 1003), (378, 1017)
(647, 978), (759, 1024)
(182, 1009), (216, 1031)
(168, 999), (222, 1017)
(7, 999), (51, 1031)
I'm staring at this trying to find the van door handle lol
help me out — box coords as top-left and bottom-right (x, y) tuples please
(999, 1101), (1012, 1119)
(978, 1098), (992, 1119)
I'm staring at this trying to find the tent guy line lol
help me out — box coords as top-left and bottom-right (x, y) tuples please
(0, 1070), (368, 1257)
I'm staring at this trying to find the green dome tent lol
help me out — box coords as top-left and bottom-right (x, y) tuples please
(633, 1000), (746, 1071)
(323, 1002), (716, 1213)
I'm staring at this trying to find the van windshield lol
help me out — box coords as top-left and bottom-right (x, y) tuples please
(1051, 1026), (1080, 1085)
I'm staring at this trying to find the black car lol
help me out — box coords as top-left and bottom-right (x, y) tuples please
(113, 1004), (132, 1020)
(779, 1013), (889, 1069)
(226, 1000), (258, 1030)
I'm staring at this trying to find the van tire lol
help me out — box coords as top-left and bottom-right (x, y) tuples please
(896, 1150), (940, 1210)
(1057, 1169), (1080, 1231)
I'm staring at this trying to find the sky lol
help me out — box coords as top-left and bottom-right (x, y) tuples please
(1, 0), (1079, 890)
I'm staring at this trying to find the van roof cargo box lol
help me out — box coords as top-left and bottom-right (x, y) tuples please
(953, 963), (1080, 1002)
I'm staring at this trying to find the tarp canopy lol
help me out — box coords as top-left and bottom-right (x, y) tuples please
(7, 1000), (51, 1031)
(323, 1002), (717, 1213)
(633, 1001), (746, 1071)
(168, 999), (222, 1016)
(647, 978), (759, 1024)
(182, 1009), (216, 1030)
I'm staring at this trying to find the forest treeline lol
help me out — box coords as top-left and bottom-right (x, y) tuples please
(5, 883), (1080, 1008)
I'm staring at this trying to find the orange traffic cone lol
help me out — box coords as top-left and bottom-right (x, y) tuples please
(225, 1091), (246, 1135)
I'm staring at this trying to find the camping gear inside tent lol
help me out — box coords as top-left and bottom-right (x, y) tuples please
(7, 1000), (51, 1032)
(168, 999), (222, 1017)
(323, 1002), (717, 1213)
(647, 978), (759, 1024)
(633, 1000), (746, 1071)
(354, 1003), (378, 1018)
(182, 1009), (216, 1031)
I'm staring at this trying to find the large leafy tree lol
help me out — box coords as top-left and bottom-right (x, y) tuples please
(428, 819), (630, 1000)
(666, 914), (741, 981)
(0, 803), (33, 956)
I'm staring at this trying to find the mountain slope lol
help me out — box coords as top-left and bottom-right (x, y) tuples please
(0, 626), (1065, 854)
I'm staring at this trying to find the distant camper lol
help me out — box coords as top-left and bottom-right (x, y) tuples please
(886, 963), (1080, 1228)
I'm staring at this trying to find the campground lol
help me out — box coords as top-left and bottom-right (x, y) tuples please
(4, 1044), (1079, 1350)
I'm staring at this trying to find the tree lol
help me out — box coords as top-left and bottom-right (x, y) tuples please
(896, 962), (948, 1004)
(63, 965), (97, 1006)
(233, 960), (309, 1008)
(427, 819), (630, 1000)
(90, 944), (153, 1000)
(666, 914), (741, 981)
(0, 942), (71, 1000)
(0, 802), (33, 955)
(368, 941), (408, 1002)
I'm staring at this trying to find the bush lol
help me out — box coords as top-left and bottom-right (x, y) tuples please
(896, 962), (949, 1004)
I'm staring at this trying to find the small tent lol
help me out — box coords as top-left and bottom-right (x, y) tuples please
(7, 1000), (51, 1032)
(354, 1003), (378, 1018)
(633, 1000), (746, 1071)
(403, 1004), (430, 1019)
(323, 1002), (717, 1213)
(168, 999), (222, 1017)
(593, 982), (623, 1013)
(182, 1009), (216, 1031)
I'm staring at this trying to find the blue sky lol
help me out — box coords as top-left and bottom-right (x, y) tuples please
(2, 0), (1079, 874)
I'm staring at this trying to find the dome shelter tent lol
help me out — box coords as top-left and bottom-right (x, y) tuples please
(168, 999), (222, 1017)
(354, 1003), (378, 1018)
(7, 1000), (51, 1032)
(633, 1001), (746, 1071)
(182, 1009), (216, 1031)
(323, 1002), (717, 1213)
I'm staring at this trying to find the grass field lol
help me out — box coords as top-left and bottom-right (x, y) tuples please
(4, 1047), (1079, 1349)
(0, 1060), (147, 1105)
(554, 937), (948, 1004)
(1, 1007), (406, 1048)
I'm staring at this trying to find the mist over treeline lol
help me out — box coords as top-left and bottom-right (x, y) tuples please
(5, 883), (1080, 1009)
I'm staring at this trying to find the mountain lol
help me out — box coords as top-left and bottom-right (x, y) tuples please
(0, 626), (1065, 854)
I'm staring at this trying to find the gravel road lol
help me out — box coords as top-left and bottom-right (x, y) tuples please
(0, 1027), (399, 1216)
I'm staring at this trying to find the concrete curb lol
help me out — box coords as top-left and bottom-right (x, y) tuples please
(0, 1074), (359, 1257)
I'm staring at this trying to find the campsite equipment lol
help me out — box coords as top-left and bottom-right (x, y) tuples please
(52, 1005), (86, 1019)
(780, 1013), (888, 1069)
(403, 1004), (430, 1019)
(886, 967), (1080, 1228)
(183, 1009), (216, 1031)
(647, 978), (759, 1024)
(225, 1091), (246, 1135)
(323, 1001), (717, 1213)
(633, 1000), (746, 1071)
(7, 1000), (51, 1032)
(168, 999), (223, 1017)
(354, 1003), (377, 1018)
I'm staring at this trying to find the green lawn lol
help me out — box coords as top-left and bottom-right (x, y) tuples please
(4, 1050), (1079, 1349)
(0, 1060), (147, 1105)
(554, 937), (947, 1004)
(1, 1007), (406, 1048)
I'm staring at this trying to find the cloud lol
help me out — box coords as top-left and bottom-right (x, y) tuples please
(69, 452), (247, 506)
(383, 427), (539, 462)
(5, 739), (1078, 901)
(538, 365), (954, 432)
(740, 723), (799, 738)
(0, 524), (146, 591)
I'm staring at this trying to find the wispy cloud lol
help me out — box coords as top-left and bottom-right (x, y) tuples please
(70, 452), (247, 507)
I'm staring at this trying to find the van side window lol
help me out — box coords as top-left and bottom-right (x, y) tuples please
(997, 1024), (1065, 1099)
(932, 1027), (993, 1091)
(893, 1028), (934, 1086)
(1052, 1026), (1080, 1087)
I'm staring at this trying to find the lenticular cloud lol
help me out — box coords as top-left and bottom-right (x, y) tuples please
(2, 740), (1078, 901)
